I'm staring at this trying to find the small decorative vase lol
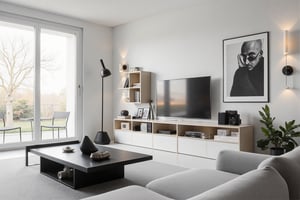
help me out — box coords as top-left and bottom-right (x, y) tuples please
(80, 136), (98, 155)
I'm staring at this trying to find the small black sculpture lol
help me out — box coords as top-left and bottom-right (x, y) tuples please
(148, 100), (155, 120)
(80, 136), (98, 155)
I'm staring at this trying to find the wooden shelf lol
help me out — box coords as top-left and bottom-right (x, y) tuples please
(114, 118), (253, 159)
(119, 71), (151, 104)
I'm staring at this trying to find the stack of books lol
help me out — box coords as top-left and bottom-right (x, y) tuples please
(132, 83), (141, 88)
(117, 115), (131, 119)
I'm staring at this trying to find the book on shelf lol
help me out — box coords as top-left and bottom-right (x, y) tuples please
(132, 83), (141, 88)
(214, 135), (239, 143)
(117, 115), (131, 119)
(123, 78), (129, 88)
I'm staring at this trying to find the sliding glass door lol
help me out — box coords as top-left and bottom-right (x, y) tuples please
(0, 13), (82, 146)
(0, 20), (35, 143)
(40, 28), (76, 140)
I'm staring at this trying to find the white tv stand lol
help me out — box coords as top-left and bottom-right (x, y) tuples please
(114, 118), (253, 159)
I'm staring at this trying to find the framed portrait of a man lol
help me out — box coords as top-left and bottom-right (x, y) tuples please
(223, 32), (269, 103)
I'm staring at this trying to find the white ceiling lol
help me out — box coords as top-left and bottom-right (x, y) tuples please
(0, 0), (201, 27)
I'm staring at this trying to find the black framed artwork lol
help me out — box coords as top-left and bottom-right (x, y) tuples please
(142, 108), (149, 119)
(137, 108), (144, 118)
(223, 32), (269, 103)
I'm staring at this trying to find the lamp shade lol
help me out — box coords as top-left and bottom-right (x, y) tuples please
(100, 59), (111, 78)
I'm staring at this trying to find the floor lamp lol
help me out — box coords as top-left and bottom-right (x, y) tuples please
(94, 59), (111, 144)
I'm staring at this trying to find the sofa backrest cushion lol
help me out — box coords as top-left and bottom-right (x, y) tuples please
(216, 150), (270, 175)
(282, 146), (300, 164)
(187, 167), (289, 200)
(146, 169), (238, 200)
(258, 147), (300, 200)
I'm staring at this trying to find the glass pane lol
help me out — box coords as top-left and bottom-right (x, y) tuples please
(40, 28), (76, 140)
(0, 21), (35, 144)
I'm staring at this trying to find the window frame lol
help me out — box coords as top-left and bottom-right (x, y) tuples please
(0, 11), (83, 149)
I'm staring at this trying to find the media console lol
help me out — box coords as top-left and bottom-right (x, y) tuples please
(114, 119), (253, 159)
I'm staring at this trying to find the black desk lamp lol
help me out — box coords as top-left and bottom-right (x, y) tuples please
(94, 59), (111, 144)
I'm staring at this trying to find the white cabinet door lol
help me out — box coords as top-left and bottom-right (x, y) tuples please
(206, 141), (239, 159)
(153, 134), (177, 152)
(178, 137), (206, 157)
(114, 130), (132, 145)
(132, 132), (152, 148)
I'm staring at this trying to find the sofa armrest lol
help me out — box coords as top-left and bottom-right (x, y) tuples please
(216, 150), (270, 175)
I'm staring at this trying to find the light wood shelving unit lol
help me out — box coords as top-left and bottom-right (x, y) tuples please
(120, 71), (151, 104)
(114, 119), (253, 159)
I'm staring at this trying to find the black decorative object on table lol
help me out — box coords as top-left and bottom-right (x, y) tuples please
(63, 146), (74, 153)
(90, 151), (110, 161)
(80, 136), (98, 155)
(94, 59), (111, 145)
(57, 166), (73, 180)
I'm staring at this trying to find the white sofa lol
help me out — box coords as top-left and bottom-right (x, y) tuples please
(82, 147), (300, 200)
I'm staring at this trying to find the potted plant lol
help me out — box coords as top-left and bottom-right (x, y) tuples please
(257, 105), (300, 155)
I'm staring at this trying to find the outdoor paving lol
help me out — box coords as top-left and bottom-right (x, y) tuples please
(0, 131), (74, 144)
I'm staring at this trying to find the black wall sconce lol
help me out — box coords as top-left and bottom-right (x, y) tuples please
(282, 65), (293, 76)
(119, 64), (128, 72)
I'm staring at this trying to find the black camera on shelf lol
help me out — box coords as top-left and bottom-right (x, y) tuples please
(218, 110), (241, 125)
(120, 110), (129, 116)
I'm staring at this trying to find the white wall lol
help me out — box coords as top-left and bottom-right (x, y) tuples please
(0, 2), (113, 141)
(112, 0), (300, 152)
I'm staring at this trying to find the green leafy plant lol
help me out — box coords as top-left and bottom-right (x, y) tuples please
(257, 105), (300, 153)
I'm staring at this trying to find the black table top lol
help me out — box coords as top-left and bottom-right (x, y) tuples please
(31, 144), (152, 173)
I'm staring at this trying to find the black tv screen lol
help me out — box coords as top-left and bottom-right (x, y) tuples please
(156, 76), (211, 119)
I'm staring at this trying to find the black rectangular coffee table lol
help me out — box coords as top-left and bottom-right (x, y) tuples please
(30, 144), (152, 189)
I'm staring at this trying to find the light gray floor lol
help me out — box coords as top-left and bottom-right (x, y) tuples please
(1, 158), (187, 200)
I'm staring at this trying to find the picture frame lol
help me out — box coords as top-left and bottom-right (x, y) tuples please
(223, 32), (269, 103)
(137, 108), (144, 118)
(142, 108), (149, 119)
(121, 122), (130, 130)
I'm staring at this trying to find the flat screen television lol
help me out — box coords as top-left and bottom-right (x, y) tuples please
(156, 76), (211, 119)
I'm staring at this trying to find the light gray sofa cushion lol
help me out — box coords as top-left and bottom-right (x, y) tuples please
(81, 185), (174, 200)
(216, 150), (270, 175)
(125, 161), (187, 186)
(187, 167), (289, 200)
(258, 147), (300, 200)
(146, 169), (238, 200)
